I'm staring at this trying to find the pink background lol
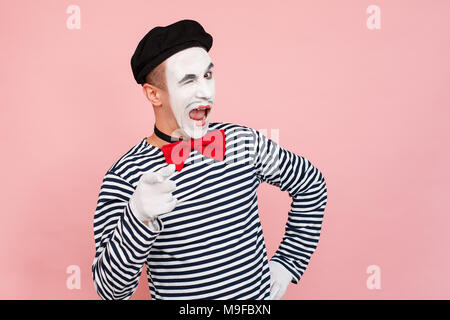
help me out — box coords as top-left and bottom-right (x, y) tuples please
(1, 0), (449, 299)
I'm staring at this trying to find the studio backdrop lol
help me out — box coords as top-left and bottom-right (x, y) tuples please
(1, 0), (449, 299)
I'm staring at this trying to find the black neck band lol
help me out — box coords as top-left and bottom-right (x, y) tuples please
(154, 125), (184, 143)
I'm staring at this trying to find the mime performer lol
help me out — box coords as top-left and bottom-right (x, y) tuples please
(92, 19), (328, 300)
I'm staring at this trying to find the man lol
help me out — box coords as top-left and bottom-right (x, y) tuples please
(92, 19), (328, 300)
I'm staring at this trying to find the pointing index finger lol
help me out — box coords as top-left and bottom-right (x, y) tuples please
(158, 164), (176, 179)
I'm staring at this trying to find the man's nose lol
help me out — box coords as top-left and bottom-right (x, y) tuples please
(195, 79), (214, 100)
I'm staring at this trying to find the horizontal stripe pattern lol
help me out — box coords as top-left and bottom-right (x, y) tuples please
(92, 122), (327, 300)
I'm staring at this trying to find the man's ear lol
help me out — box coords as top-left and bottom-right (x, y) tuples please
(142, 83), (163, 107)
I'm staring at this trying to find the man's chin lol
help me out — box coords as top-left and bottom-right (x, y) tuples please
(183, 121), (209, 139)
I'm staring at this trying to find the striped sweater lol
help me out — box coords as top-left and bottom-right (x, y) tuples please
(92, 121), (328, 300)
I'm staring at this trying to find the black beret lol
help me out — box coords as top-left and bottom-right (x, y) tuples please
(131, 19), (213, 85)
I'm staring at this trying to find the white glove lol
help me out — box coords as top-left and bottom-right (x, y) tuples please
(129, 164), (178, 229)
(268, 260), (293, 300)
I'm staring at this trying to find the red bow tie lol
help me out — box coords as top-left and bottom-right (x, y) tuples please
(160, 129), (226, 172)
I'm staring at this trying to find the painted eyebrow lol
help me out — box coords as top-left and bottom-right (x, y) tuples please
(178, 62), (214, 84)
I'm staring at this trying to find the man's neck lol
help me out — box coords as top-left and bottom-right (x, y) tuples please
(146, 124), (186, 149)
(146, 134), (168, 149)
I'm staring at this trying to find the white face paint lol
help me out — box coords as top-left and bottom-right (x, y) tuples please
(165, 47), (215, 139)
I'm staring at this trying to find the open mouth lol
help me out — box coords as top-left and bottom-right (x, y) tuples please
(189, 105), (211, 126)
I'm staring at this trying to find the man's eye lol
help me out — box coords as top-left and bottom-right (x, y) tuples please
(205, 71), (213, 78)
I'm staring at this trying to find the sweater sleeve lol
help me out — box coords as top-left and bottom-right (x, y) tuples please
(91, 171), (163, 300)
(250, 128), (328, 283)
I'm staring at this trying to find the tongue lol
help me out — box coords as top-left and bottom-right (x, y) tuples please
(189, 109), (206, 120)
